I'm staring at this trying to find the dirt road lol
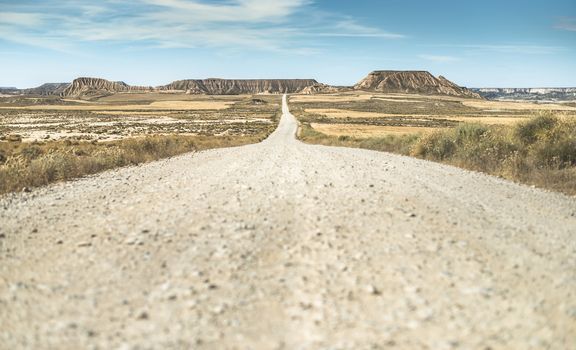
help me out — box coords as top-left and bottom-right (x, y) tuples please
(1, 95), (575, 349)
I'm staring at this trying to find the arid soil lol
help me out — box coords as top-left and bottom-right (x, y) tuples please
(1, 96), (575, 349)
(0, 95), (278, 142)
(292, 91), (576, 136)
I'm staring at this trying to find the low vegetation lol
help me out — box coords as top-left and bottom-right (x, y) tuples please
(299, 114), (576, 195)
(0, 93), (280, 194)
(0, 133), (270, 194)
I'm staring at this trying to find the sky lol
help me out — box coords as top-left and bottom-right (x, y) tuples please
(0, 0), (575, 88)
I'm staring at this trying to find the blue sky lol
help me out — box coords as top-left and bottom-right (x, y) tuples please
(0, 0), (575, 88)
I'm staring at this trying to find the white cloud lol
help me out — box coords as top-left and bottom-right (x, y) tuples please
(326, 20), (405, 39)
(0, 0), (403, 54)
(555, 17), (576, 32)
(0, 12), (45, 27)
(460, 44), (563, 54)
(419, 54), (459, 63)
(141, 0), (308, 22)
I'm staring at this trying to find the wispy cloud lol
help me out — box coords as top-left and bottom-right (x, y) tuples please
(460, 44), (564, 54)
(555, 17), (576, 31)
(0, 12), (45, 27)
(419, 54), (459, 63)
(429, 43), (565, 55)
(0, 0), (404, 54)
(324, 20), (405, 38)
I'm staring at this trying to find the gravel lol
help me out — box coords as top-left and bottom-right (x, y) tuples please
(1, 95), (575, 349)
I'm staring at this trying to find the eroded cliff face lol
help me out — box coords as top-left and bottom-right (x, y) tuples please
(60, 78), (153, 97)
(299, 83), (346, 94)
(60, 77), (319, 97)
(20, 83), (70, 96)
(354, 71), (482, 98)
(60, 73), (482, 98)
(472, 87), (576, 101)
(161, 79), (319, 94)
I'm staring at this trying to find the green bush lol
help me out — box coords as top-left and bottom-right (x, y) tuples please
(300, 114), (576, 195)
(515, 115), (557, 145)
(411, 131), (455, 160)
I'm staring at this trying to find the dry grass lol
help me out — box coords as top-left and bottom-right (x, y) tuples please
(292, 91), (471, 103)
(299, 115), (576, 196)
(293, 93), (576, 195)
(0, 133), (270, 195)
(289, 93), (372, 103)
(0, 95), (280, 142)
(97, 92), (250, 103)
(0, 100), (233, 111)
(462, 100), (576, 111)
(0, 93), (281, 194)
(305, 108), (528, 125)
(310, 123), (439, 137)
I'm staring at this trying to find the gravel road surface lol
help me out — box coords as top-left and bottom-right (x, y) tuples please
(1, 95), (575, 349)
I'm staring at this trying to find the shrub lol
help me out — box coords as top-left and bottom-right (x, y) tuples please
(515, 114), (557, 145)
(0, 134), (264, 194)
(299, 114), (576, 195)
(411, 131), (455, 160)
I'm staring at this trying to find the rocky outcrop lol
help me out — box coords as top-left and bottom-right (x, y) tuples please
(299, 83), (346, 95)
(0, 87), (19, 95)
(472, 88), (576, 101)
(21, 83), (70, 96)
(160, 78), (318, 95)
(60, 77), (319, 97)
(60, 78), (153, 97)
(354, 71), (482, 99)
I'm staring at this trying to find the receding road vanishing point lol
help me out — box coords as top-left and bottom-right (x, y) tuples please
(1, 95), (575, 349)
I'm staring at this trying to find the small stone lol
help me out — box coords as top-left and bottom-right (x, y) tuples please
(78, 242), (92, 247)
(22, 187), (31, 193)
(0, 233), (5, 239)
(56, 240), (63, 245)
(366, 285), (380, 295)
(137, 311), (149, 320)
(213, 304), (225, 314)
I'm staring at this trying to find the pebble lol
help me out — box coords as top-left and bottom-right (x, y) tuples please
(366, 284), (380, 295)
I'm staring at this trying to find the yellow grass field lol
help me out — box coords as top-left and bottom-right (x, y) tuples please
(311, 123), (439, 137)
(291, 91), (468, 103)
(305, 108), (528, 125)
(0, 100), (233, 111)
(462, 100), (576, 111)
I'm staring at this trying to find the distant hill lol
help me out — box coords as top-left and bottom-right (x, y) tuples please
(472, 88), (576, 102)
(58, 77), (319, 97)
(0, 87), (20, 95)
(354, 71), (482, 99)
(10, 73), (574, 101)
(160, 78), (319, 95)
(20, 83), (70, 96)
(60, 77), (153, 98)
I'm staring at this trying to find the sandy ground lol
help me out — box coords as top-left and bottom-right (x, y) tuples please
(1, 95), (575, 349)
(0, 100), (233, 111)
